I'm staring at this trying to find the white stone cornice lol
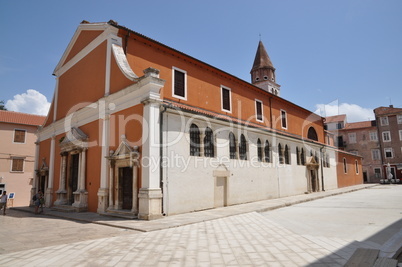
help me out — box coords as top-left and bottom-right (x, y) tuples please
(54, 24), (118, 76)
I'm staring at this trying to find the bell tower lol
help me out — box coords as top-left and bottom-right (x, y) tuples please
(250, 41), (281, 96)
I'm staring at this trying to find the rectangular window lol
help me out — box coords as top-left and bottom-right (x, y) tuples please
(14, 129), (26, 143)
(399, 130), (402, 141)
(380, 116), (389, 126)
(348, 133), (356, 144)
(221, 86), (231, 112)
(355, 160), (359, 174)
(397, 115), (402, 124)
(369, 131), (378, 141)
(382, 131), (391, 142)
(255, 99), (263, 122)
(11, 158), (24, 172)
(385, 148), (393, 158)
(281, 110), (287, 129)
(172, 67), (186, 99)
(374, 168), (381, 178)
(372, 149), (380, 160)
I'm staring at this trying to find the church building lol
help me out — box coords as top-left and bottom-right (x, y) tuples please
(33, 20), (363, 219)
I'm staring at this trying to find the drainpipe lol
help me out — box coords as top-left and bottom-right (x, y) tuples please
(269, 97), (273, 129)
(159, 105), (168, 216)
(320, 146), (325, 191)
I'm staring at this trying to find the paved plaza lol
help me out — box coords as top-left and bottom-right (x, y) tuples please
(0, 184), (401, 266)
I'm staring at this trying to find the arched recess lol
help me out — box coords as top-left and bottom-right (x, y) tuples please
(307, 127), (318, 141)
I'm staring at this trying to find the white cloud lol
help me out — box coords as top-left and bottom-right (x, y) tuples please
(5, 89), (50, 116)
(315, 101), (374, 123)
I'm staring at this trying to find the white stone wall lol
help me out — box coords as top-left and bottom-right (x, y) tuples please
(161, 111), (339, 215)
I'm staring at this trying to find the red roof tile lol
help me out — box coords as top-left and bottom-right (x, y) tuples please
(325, 114), (346, 123)
(343, 121), (374, 130)
(374, 106), (402, 116)
(0, 110), (46, 126)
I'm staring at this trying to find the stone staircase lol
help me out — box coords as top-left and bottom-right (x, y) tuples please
(344, 248), (398, 267)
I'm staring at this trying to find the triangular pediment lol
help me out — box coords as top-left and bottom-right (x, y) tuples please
(60, 127), (88, 151)
(112, 135), (139, 158)
(61, 127), (88, 145)
(40, 158), (48, 171)
(306, 156), (319, 168)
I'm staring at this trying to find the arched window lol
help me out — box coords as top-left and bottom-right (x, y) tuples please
(264, 140), (271, 163)
(229, 132), (236, 159)
(301, 148), (305, 165)
(190, 124), (200, 156)
(257, 138), (262, 162)
(296, 147), (300, 165)
(278, 143), (284, 164)
(285, 145), (290, 164)
(239, 134), (247, 160)
(307, 127), (318, 141)
(204, 127), (214, 157)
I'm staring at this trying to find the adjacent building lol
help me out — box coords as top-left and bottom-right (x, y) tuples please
(33, 20), (363, 219)
(337, 120), (382, 183)
(374, 105), (402, 180)
(0, 110), (45, 207)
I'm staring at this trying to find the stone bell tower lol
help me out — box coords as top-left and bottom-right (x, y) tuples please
(250, 41), (281, 96)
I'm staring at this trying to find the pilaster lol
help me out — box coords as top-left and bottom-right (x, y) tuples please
(138, 67), (164, 220)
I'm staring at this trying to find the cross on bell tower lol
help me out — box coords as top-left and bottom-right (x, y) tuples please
(250, 41), (281, 96)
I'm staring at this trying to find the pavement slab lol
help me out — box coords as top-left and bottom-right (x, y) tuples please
(1, 184), (402, 266)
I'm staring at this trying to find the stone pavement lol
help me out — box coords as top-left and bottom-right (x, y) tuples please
(10, 184), (376, 232)
(1, 183), (401, 266)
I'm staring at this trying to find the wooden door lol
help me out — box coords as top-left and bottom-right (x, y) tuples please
(119, 167), (133, 210)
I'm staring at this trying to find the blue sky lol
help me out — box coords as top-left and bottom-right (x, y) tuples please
(1, 0), (401, 122)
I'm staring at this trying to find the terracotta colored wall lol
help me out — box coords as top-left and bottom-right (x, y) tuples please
(64, 30), (103, 64)
(38, 138), (51, 171)
(43, 101), (54, 127)
(337, 152), (363, 188)
(109, 52), (136, 94)
(109, 104), (143, 188)
(79, 120), (101, 212)
(120, 30), (325, 142)
(56, 42), (107, 121)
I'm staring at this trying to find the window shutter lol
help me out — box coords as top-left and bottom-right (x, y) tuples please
(256, 101), (262, 121)
(222, 88), (230, 111)
(14, 130), (26, 143)
(174, 70), (185, 97)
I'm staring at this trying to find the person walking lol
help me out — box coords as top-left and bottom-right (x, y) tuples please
(34, 190), (43, 214)
(0, 191), (8, 215)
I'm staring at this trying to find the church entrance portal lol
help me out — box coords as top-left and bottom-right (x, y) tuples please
(119, 167), (133, 210)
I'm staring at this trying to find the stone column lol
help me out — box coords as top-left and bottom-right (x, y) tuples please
(72, 149), (88, 211)
(55, 152), (68, 205)
(97, 112), (110, 213)
(31, 141), (40, 205)
(107, 160), (114, 210)
(138, 100), (162, 220)
(45, 136), (55, 207)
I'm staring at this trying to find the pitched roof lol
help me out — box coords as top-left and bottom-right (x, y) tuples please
(251, 41), (275, 71)
(374, 106), (402, 116)
(0, 110), (46, 126)
(342, 121), (375, 130)
(325, 114), (346, 123)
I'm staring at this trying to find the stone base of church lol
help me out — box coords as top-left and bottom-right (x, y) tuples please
(138, 188), (163, 220)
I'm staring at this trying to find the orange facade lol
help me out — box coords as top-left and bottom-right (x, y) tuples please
(336, 152), (364, 188)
